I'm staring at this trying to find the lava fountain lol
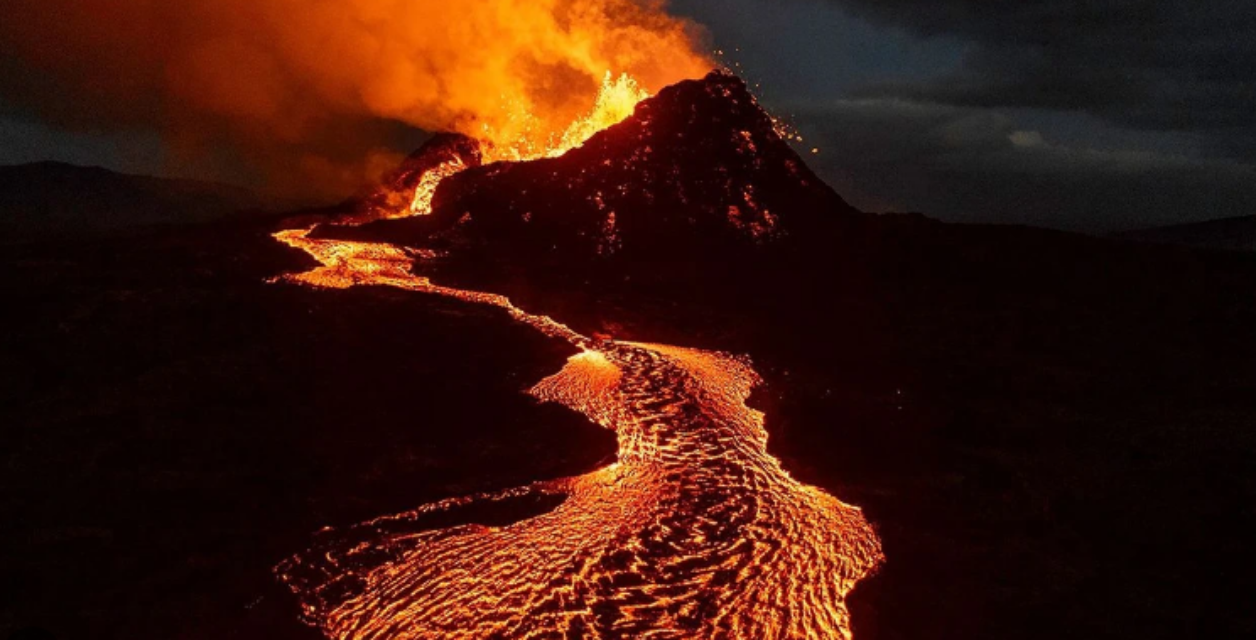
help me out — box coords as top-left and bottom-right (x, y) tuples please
(270, 74), (883, 639)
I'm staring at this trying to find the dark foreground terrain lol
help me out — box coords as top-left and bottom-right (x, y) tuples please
(0, 219), (615, 639)
(3, 208), (1254, 640)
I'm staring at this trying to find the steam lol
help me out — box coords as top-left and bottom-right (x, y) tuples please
(0, 0), (710, 197)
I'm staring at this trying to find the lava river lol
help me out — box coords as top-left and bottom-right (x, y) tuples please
(270, 223), (884, 638)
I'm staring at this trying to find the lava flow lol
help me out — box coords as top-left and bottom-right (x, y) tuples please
(270, 78), (883, 639)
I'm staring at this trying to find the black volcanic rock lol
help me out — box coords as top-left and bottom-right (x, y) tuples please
(428, 71), (859, 259)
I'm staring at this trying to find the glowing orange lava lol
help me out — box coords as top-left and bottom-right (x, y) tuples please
(395, 72), (651, 219)
(408, 158), (467, 217)
(268, 88), (882, 638)
(492, 72), (651, 163)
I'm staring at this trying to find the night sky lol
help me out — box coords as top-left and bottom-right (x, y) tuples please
(3, 0), (1254, 232)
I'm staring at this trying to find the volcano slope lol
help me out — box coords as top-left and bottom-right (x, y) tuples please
(341, 71), (1256, 639)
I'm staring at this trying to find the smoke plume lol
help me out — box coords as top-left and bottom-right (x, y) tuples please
(0, 0), (710, 197)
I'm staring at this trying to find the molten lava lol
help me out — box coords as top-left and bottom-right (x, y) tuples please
(381, 72), (650, 220)
(488, 72), (651, 163)
(408, 158), (466, 217)
(268, 74), (882, 639)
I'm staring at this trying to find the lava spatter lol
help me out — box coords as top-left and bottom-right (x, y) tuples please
(270, 224), (883, 638)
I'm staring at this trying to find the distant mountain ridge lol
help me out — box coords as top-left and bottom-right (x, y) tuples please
(0, 161), (278, 241)
(1117, 215), (1256, 252)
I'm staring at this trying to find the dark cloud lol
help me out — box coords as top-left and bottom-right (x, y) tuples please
(670, 0), (1256, 229)
(829, 0), (1256, 146)
(794, 98), (1256, 232)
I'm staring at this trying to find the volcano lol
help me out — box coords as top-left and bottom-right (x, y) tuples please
(432, 71), (859, 255)
(325, 71), (860, 262)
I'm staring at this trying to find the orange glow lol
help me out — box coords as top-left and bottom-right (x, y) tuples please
(407, 157), (466, 217)
(483, 72), (653, 163)
(0, 0), (710, 195)
(555, 73), (651, 156)
(400, 73), (651, 218)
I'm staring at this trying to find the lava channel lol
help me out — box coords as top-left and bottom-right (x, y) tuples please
(269, 221), (883, 639)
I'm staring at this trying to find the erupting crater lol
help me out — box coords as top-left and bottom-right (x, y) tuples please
(270, 71), (882, 639)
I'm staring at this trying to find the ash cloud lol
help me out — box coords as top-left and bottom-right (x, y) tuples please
(0, 0), (710, 198)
